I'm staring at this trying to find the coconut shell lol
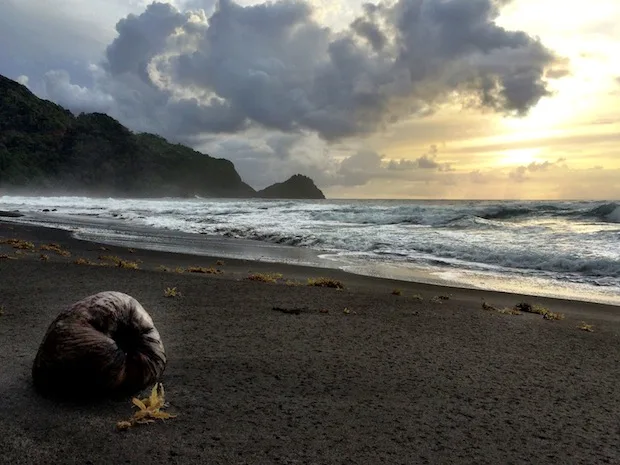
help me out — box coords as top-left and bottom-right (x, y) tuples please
(32, 291), (166, 399)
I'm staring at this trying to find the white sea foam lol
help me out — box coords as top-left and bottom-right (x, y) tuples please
(2, 196), (619, 304)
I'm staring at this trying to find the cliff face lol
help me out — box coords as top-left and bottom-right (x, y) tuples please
(0, 75), (255, 198)
(257, 174), (326, 199)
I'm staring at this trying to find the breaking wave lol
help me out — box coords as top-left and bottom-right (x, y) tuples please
(583, 203), (620, 223)
(1, 196), (619, 295)
(213, 227), (324, 248)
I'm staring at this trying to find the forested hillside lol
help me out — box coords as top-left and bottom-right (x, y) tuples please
(0, 75), (255, 197)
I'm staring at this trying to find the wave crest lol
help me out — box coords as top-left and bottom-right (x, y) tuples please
(214, 227), (324, 247)
(584, 203), (620, 223)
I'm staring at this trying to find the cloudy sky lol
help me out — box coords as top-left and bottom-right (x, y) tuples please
(1, 0), (619, 199)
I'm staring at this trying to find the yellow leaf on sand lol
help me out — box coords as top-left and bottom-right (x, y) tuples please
(132, 397), (148, 411)
(117, 383), (176, 431)
(147, 383), (165, 409)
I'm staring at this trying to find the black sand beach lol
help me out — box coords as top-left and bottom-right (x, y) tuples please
(1, 221), (619, 464)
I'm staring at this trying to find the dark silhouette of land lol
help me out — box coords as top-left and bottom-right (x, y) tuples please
(0, 75), (325, 199)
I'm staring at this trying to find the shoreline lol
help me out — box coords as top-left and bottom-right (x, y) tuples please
(2, 219), (620, 464)
(3, 213), (620, 308)
(1, 219), (619, 318)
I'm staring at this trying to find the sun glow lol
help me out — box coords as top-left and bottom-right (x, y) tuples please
(497, 148), (541, 166)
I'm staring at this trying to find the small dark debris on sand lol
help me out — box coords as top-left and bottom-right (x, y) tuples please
(272, 306), (310, 315)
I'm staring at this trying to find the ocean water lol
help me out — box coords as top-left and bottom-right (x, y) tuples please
(2, 196), (620, 305)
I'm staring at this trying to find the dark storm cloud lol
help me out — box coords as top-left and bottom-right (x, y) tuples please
(37, 0), (564, 142)
(387, 145), (452, 171)
(508, 157), (567, 182)
(0, 0), (109, 88)
(328, 145), (454, 187)
(105, 2), (188, 78)
(350, 17), (388, 51)
(265, 134), (301, 160)
(337, 150), (385, 186)
(417, 155), (441, 169)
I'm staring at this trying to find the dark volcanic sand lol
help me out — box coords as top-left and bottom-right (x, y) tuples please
(1, 221), (619, 464)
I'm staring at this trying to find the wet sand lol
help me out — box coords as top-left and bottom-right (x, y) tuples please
(1, 221), (619, 464)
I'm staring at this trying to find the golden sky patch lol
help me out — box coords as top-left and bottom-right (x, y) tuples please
(347, 0), (620, 199)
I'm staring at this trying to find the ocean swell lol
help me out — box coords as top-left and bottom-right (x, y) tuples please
(583, 203), (620, 223)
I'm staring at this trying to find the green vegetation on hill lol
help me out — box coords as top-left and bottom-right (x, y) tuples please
(0, 75), (258, 197)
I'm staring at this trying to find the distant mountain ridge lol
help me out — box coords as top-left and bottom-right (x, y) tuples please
(0, 74), (325, 199)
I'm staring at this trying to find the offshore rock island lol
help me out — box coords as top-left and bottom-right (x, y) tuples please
(0, 75), (325, 200)
(257, 174), (325, 199)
